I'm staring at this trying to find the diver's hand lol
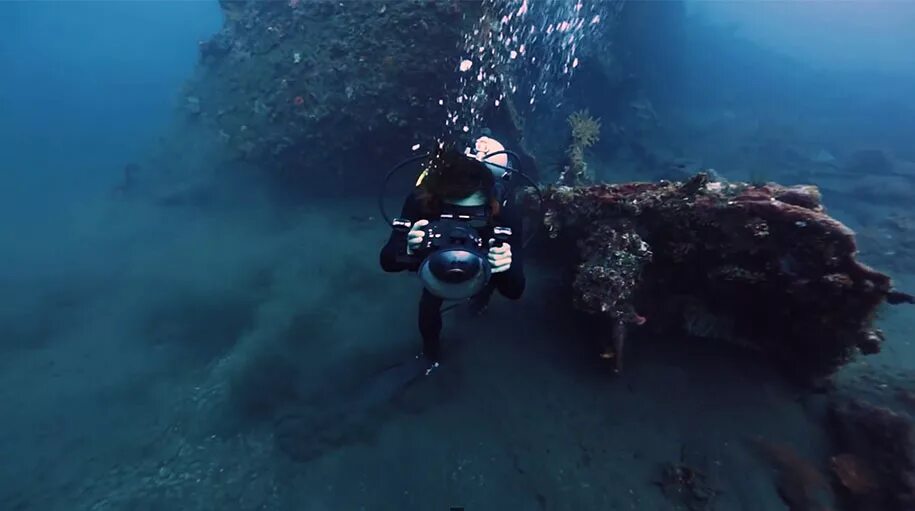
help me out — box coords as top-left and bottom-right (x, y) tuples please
(406, 219), (430, 255)
(488, 240), (512, 273)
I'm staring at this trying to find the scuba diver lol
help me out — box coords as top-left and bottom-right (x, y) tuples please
(273, 139), (532, 460)
(379, 137), (526, 365)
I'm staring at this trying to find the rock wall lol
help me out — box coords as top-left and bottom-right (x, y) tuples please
(184, 0), (475, 196)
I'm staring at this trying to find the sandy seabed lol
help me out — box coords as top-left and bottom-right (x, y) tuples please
(0, 198), (912, 511)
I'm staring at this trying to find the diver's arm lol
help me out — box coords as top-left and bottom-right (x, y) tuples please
(492, 206), (525, 299)
(380, 193), (423, 272)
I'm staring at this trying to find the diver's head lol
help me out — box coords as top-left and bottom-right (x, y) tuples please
(474, 136), (509, 178)
(418, 144), (499, 214)
(412, 146), (498, 298)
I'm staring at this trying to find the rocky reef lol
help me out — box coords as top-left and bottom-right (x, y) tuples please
(184, 0), (474, 195)
(828, 398), (915, 511)
(171, 0), (635, 198)
(529, 173), (912, 381)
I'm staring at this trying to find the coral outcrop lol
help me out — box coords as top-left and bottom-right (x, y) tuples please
(530, 173), (911, 380)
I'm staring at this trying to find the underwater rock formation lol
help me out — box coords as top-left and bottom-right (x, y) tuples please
(828, 398), (915, 511)
(532, 173), (910, 381)
(184, 0), (473, 194)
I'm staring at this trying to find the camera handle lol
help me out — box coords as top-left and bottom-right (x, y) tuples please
(392, 218), (412, 233)
(392, 218), (422, 266)
(491, 226), (512, 248)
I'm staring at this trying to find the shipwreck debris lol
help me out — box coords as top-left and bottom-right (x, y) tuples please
(530, 174), (911, 381)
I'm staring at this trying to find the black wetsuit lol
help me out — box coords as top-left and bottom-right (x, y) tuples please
(379, 192), (526, 361)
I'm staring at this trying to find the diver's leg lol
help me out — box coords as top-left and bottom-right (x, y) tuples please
(419, 289), (444, 361)
(468, 281), (496, 315)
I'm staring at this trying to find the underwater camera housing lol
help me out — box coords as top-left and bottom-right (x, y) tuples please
(393, 214), (511, 300)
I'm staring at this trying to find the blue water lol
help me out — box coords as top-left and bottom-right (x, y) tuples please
(0, 1), (220, 212)
(2, 2), (914, 510)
